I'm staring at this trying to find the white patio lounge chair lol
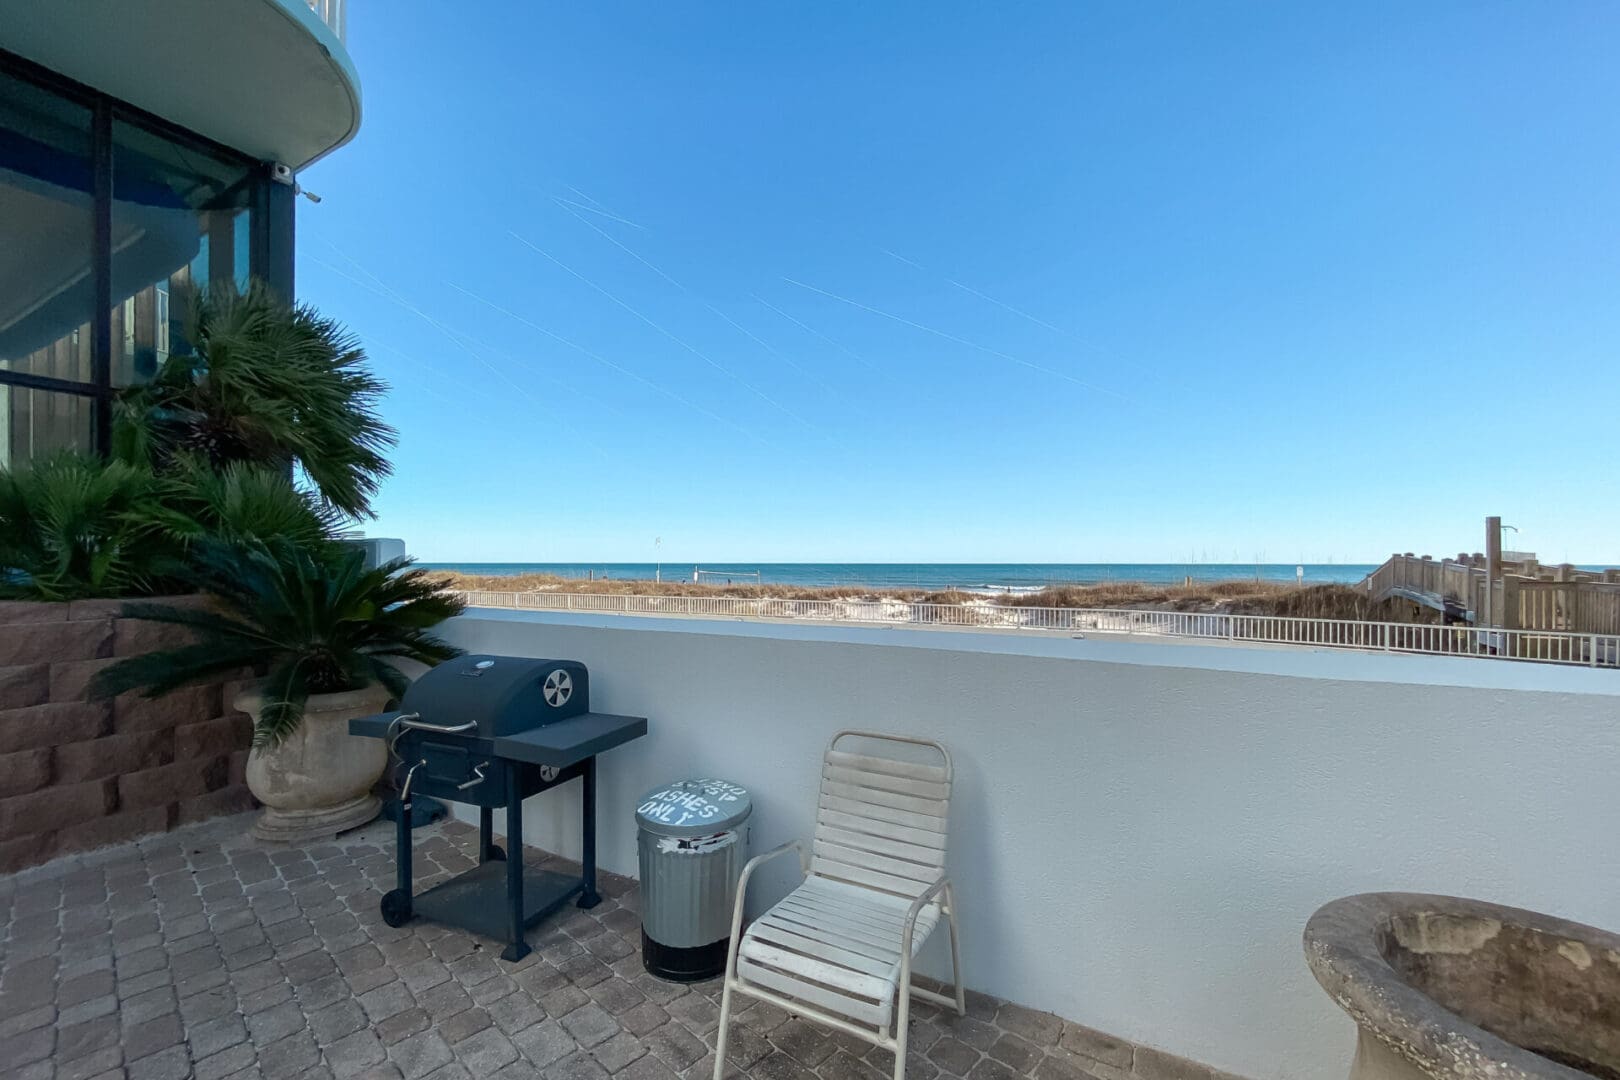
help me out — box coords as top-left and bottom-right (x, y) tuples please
(713, 730), (965, 1080)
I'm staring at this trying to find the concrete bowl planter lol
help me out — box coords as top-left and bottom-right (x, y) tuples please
(1305, 893), (1620, 1080)
(236, 683), (391, 843)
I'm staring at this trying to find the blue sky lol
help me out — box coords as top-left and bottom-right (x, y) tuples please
(299, 3), (1619, 564)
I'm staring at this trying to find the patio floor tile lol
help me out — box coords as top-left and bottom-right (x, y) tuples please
(0, 814), (1093, 1080)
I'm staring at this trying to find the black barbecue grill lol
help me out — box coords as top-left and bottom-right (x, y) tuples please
(350, 655), (646, 961)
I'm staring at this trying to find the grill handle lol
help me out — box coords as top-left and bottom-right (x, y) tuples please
(458, 762), (489, 791)
(395, 713), (478, 735)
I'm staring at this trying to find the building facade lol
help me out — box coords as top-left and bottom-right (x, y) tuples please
(0, 0), (360, 465)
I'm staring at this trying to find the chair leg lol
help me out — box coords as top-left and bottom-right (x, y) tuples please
(892, 981), (912, 1080)
(712, 976), (736, 1079)
(945, 884), (966, 1016)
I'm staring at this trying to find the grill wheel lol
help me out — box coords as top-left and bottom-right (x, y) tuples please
(380, 889), (413, 928)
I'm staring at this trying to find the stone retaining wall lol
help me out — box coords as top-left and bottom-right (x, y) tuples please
(0, 597), (254, 872)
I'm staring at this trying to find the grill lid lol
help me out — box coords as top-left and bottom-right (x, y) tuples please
(400, 655), (590, 738)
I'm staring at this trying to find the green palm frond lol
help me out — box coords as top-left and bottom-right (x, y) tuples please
(112, 281), (397, 519)
(90, 639), (264, 699)
(92, 538), (465, 746)
(0, 453), (170, 601)
(158, 458), (343, 551)
(253, 659), (312, 748)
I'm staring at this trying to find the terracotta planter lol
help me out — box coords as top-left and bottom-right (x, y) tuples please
(1305, 893), (1620, 1080)
(236, 683), (391, 843)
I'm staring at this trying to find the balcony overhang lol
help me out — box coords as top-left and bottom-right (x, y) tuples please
(0, 0), (360, 171)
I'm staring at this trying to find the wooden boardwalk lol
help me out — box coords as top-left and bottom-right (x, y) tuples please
(1364, 553), (1620, 634)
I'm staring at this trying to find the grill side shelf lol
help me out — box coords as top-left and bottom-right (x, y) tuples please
(491, 712), (648, 768)
(349, 710), (405, 739)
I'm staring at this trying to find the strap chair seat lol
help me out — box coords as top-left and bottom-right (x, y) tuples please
(714, 731), (965, 1080)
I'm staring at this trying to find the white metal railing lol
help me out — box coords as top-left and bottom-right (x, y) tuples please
(456, 591), (1620, 668)
(306, 0), (346, 42)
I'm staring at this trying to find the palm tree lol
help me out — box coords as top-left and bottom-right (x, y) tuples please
(0, 452), (348, 600)
(155, 458), (343, 552)
(92, 538), (465, 746)
(113, 282), (396, 519)
(0, 453), (170, 600)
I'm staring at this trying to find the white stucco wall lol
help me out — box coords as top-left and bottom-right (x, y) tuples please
(440, 610), (1620, 1080)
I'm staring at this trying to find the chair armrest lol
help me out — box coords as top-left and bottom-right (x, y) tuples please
(900, 875), (950, 958)
(740, 838), (807, 884)
(726, 839), (806, 960)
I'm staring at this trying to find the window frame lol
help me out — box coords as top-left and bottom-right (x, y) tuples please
(0, 47), (292, 456)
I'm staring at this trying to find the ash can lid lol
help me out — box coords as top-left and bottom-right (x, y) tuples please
(636, 778), (752, 839)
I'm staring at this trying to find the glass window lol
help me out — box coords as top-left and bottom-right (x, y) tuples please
(0, 69), (95, 384)
(110, 118), (255, 386)
(0, 60), (275, 467)
(0, 386), (94, 468)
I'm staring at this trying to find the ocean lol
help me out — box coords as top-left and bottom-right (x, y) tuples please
(420, 562), (1379, 593)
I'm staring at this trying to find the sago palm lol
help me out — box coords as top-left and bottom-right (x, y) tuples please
(113, 282), (396, 519)
(92, 538), (465, 746)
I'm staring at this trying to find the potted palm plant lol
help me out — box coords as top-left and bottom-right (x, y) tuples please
(94, 538), (465, 842)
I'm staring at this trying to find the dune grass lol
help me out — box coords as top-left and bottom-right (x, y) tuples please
(430, 572), (1431, 622)
(432, 571), (976, 603)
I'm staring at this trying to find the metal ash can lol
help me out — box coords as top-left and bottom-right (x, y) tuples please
(635, 778), (753, 981)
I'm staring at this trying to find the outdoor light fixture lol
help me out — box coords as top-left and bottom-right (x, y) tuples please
(271, 160), (323, 203)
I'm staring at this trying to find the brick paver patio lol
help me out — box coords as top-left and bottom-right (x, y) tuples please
(0, 814), (1110, 1080)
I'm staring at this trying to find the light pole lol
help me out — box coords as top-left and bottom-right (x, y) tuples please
(654, 537), (662, 584)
